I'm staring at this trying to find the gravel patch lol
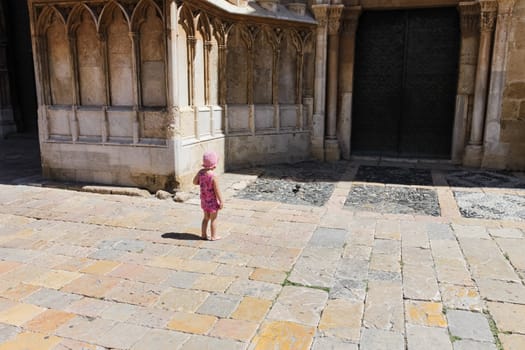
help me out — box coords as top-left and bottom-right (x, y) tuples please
(454, 191), (525, 220)
(446, 170), (525, 188)
(345, 185), (440, 216)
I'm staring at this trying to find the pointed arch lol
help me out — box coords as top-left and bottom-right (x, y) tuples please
(137, 0), (167, 107)
(226, 23), (250, 104)
(177, 3), (194, 38)
(196, 12), (212, 42)
(101, 1), (133, 106)
(98, 1), (131, 34)
(44, 6), (74, 105)
(279, 29), (299, 104)
(131, 0), (164, 32)
(253, 26), (274, 104)
(36, 6), (66, 35)
(73, 4), (106, 106)
(67, 3), (97, 35)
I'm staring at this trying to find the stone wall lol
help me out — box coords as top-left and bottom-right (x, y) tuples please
(501, 0), (525, 168)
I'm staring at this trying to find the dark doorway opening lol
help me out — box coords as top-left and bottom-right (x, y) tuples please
(351, 8), (460, 158)
(4, 0), (38, 135)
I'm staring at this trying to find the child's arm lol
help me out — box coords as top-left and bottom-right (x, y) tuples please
(213, 176), (224, 209)
(192, 169), (202, 185)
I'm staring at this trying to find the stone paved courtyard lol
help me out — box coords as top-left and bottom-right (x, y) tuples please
(0, 140), (525, 349)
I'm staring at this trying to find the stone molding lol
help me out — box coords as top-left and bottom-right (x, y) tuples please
(311, 4), (329, 27)
(341, 6), (362, 36)
(458, 1), (479, 36)
(327, 5), (344, 36)
(479, 0), (498, 32)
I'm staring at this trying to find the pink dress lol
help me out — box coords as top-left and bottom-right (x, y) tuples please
(199, 171), (220, 213)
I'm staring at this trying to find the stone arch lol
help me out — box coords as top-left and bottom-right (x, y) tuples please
(226, 24), (249, 104)
(43, 7), (74, 105)
(130, 0), (163, 32)
(98, 1), (131, 33)
(253, 27), (274, 104)
(101, 4), (133, 106)
(302, 32), (314, 99)
(175, 5), (190, 106)
(137, 2), (167, 107)
(196, 12), (213, 105)
(279, 30), (299, 104)
(70, 6), (105, 106)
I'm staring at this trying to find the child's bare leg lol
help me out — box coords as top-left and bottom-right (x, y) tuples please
(201, 212), (210, 240)
(210, 212), (221, 240)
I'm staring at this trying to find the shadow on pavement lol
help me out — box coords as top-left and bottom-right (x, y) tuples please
(161, 232), (202, 241)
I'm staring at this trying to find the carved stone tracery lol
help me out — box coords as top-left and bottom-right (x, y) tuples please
(479, 0), (498, 32)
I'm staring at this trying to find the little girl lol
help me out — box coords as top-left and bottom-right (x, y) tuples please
(193, 151), (224, 240)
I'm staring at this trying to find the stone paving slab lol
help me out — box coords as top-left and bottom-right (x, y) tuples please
(0, 160), (525, 349)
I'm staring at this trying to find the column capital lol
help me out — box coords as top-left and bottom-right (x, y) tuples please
(341, 6), (362, 35)
(311, 4), (329, 27)
(497, 0), (516, 15)
(479, 0), (498, 32)
(327, 5), (344, 35)
(458, 1), (479, 36)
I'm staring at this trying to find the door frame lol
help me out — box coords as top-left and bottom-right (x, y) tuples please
(337, 0), (478, 163)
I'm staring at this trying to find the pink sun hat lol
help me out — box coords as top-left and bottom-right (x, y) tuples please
(202, 151), (218, 169)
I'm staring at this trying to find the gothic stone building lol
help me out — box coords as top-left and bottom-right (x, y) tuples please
(1, 0), (523, 190)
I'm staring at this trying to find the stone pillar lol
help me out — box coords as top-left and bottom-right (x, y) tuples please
(324, 4), (344, 162)
(482, 0), (516, 168)
(452, 1), (479, 164)
(338, 6), (361, 160)
(311, 4), (328, 161)
(463, 0), (497, 167)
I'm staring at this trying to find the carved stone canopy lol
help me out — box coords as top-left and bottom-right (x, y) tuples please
(327, 5), (344, 35)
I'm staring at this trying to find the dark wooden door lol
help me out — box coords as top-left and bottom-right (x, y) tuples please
(351, 8), (460, 158)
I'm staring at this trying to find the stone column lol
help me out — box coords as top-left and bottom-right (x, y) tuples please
(311, 4), (328, 161)
(324, 4), (344, 162)
(337, 6), (361, 160)
(463, 0), (497, 167)
(482, 0), (515, 168)
(452, 1), (479, 164)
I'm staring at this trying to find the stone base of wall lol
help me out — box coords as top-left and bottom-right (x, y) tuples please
(225, 132), (311, 169)
(40, 142), (176, 192)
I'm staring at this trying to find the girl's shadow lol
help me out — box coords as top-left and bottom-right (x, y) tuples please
(161, 232), (202, 241)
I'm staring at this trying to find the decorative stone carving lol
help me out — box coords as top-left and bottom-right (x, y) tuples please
(479, 0), (498, 32)
(327, 5), (344, 35)
(287, 3), (305, 16)
(458, 1), (479, 36)
(341, 6), (361, 36)
(311, 4), (328, 27)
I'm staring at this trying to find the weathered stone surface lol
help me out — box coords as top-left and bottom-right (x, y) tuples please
(487, 302), (525, 334)
(166, 312), (217, 334)
(250, 321), (315, 350)
(405, 301), (447, 327)
(0, 331), (62, 350)
(440, 284), (482, 311)
(452, 340), (496, 350)
(406, 325), (452, 350)
(308, 227), (347, 248)
(267, 286), (328, 326)
(130, 329), (191, 350)
(173, 192), (193, 203)
(363, 281), (403, 332)
(209, 318), (259, 341)
(97, 322), (150, 349)
(311, 337), (358, 350)
(360, 328), (404, 350)
(196, 293), (241, 318)
(459, 238), (519, 281)
(155, 190), (172, 200)
(447, 310), (494, 342)
(499, 334), (525, 350)
(318, 299), (363, 342)
(403, 264), (440, 301)
(0, 303), (45, 326)
(477, 278), (525, 303)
